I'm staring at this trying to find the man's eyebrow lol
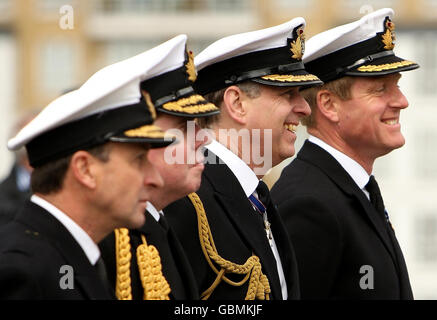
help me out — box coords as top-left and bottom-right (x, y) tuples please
(281, 88), (299, 95)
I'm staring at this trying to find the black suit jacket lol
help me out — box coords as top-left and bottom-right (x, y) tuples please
(0, 201), (113, 300)
(164, 151), (300, 300)
(0, 164), (31, 225)
(99, 210), (199, 300)
(271, 140), (413, 300)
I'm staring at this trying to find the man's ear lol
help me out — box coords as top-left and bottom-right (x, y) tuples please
(70, 151), (100, 189)
(316, 90), (340, 123)
(222, 85), (247, 125)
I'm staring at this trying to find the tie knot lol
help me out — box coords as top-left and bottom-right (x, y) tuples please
(365, 175), (380, 195)
(365, 175), (387, 220)
(256, 180), (270, 207)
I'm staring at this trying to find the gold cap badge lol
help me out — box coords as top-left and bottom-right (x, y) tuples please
(381, 17), (396, 50)
(185, 50), (197, 82)
(290, 25), (305, 60)
(141, 90), (157, 120)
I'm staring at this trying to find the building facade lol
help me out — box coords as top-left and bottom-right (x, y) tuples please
(0, 0), (436, 298)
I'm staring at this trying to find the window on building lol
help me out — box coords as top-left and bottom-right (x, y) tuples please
(104, 38), (218, 67)
(426, 0), (437, 7)
(414, 127), (437, 179)
(39, 40), (76, 95)
(393, 31), (437, 98)
(204, 0), (250, 11)
(412, 31), (437, 96)
(0, 32), (16, 180)
(415, 213), (437, 264)
(340, 0), (398, 9)
(35, 0), (76, 13)
(96, 0), (250, 13)
(0, 0), (12, 18)
(104, 40), (161, 66)
(276, 0), (314, 8)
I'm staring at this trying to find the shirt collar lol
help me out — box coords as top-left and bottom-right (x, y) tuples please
(30, 195), (101, 265)
(308, 135), (370, 191)
(147, 202), (162, 222)
(205, 139), (259, 197)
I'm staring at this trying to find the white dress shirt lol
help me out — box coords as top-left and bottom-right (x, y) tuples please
(31, 195), (100, 265)
(206, 139), (288, 299)
(147, 202), (163, 222)
(308, 135), (371, 199)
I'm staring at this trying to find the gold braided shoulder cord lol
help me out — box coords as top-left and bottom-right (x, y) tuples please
(187, 192), (271, 300)
(115, 228), (171, 300)
(136, 234), (171, 300)
(115, 228), (133, 300)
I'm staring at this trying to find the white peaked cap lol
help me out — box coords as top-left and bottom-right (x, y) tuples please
(304, 8), (394, 63)
(195, 17), (306, 71)
(8, 35), (189, 166)
(303, 8), (419, 82)
(193, 17), (322, 95)
(8, 34), (187, 152)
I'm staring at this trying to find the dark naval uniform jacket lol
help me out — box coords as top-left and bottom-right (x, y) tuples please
(99, 209), (199, 300)
(0, 164), (31, 225)
(0, 200), (113, 300)
(164, 143), (300, 300)
(271, 139), (413, 300)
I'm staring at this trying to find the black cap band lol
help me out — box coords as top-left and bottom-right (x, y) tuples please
(141, 64), (192, 106)
(194, 45), (304, 94)
(26, 100), (153, 167)
(305, 36), (387, 82)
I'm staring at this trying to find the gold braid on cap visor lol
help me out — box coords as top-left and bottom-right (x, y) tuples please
(123, 125), (170, 139)
(357, 60), (416, 72)
(161, 94), (218, 114)
(260, 74), (320, 82)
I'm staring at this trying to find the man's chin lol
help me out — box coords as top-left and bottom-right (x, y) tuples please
(185, 176), (202, 194)
(126, 212), (146, 229)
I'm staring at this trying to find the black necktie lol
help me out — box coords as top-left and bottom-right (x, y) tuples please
(95, 256), (112, 294)
(158, 213), (169, 232)
(248, 180), (273, 240)
(365, 175), (388, 223)
(256, 180), (271, 208)
(365, 176), (407, 273)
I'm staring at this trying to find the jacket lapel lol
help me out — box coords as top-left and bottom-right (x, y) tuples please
(167, 228), (200, 299)
(203, 154), (283, 299)
(17, 201), (114, 300)
(298, 141), (399, 269)
(265, 200), (297, 297)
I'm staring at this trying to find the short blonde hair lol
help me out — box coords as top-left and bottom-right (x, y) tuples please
(301, 76), (355, 128)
